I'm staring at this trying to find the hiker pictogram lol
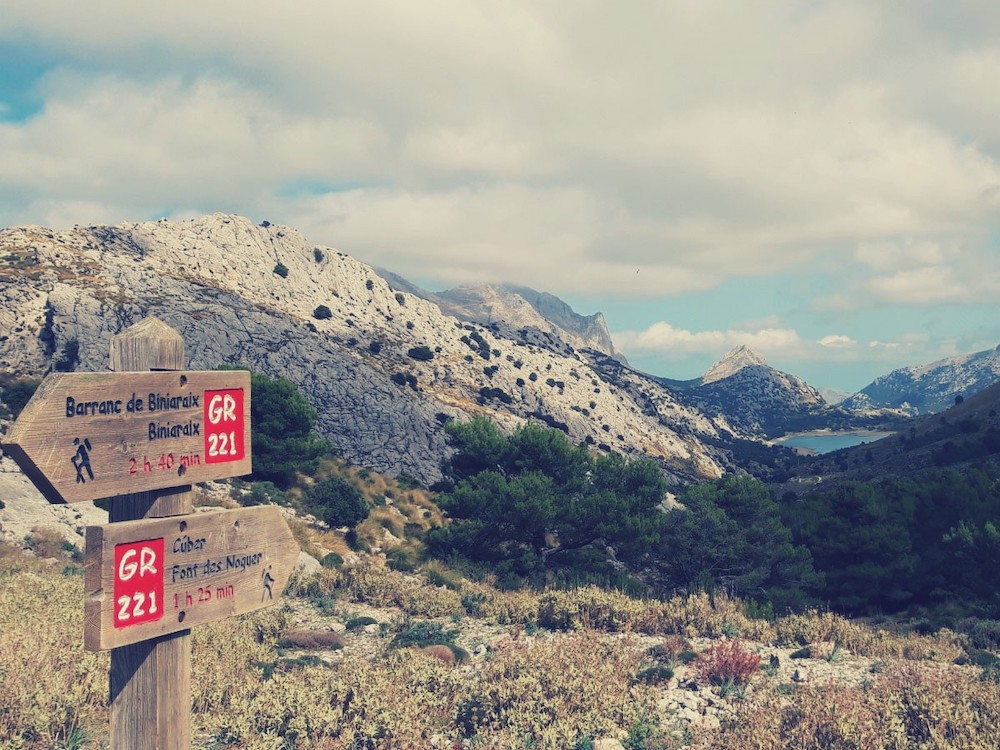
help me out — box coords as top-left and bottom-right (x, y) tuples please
(262, 565), (275, 601)
(72, 437), (94, 483)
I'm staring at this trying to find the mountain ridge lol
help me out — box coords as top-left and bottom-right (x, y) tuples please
(374, 275), (625, 363)
(702, 345), (769, 384)
(6, 213), (988, 485)
(0, 214), (737, 486)
(842, 344), (1000, 415)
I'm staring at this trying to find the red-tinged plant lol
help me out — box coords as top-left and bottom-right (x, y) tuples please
(695, 639), (760, 687)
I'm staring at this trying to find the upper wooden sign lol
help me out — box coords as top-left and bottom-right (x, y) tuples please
(84, 505), (299, 650)
(1, 370), (251, 504)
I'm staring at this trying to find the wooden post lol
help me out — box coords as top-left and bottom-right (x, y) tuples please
(108, 318), (192, 750)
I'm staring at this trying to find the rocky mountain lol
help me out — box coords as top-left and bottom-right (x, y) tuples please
(842, 345), (1000, 415)
(701, 345), (768, 384)
(817, 387), (852, 406)
(686, 347), (829, 438)
(376, 276), (625, 363)
(0, 214), (744, 487)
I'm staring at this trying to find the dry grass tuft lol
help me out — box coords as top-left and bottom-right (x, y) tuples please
(278, 629), (346, 651)
(420, 644), (457, 665)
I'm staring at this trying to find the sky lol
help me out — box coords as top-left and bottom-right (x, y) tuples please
(1, 1), (999, 393)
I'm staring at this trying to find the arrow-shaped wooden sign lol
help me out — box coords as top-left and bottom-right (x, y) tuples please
(84, 505), (299, 650)
(1, 370), (251, 503)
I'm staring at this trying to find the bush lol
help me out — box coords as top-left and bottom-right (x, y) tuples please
(303, 476), (368, 528)
(386, 546), (421, 572)
(244, 481), (285, 506)
(345, 616), (378, 631)
(23, 527), (69, 559)
(708, 663), (1000, 749)
(407, 345), (434, 361)
(320, 553), (344, 569)
(963, 619), (1000, 651)
(312, 305), (333, 320)
(695, 639), (760, 687)
(634, 665), (674, 685)
(390, 620), (458, 651)
(313, 247), (324, 262)
(241, 372), (331, 487)
(0, 378), (40, 418)
(391, 372), (418, 390)
(273, 262), (289, 278)
(455, 632), (656, 745)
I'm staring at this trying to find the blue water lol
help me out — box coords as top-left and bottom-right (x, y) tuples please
(776, 431), (894, 454)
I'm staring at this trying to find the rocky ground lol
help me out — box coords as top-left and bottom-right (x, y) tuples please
(270, 586), (884, 748)
(0, 449), (107, 550)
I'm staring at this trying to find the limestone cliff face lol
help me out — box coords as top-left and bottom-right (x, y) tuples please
(0, 214), (735, 485)
(374, 277), (626, 363)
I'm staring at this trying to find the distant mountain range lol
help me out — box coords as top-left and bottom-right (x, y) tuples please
(376, 273), (626, 363)
(0, 213), (997, 488)
(842, 345), (1000, 415)
(779, 376), (1000, 495)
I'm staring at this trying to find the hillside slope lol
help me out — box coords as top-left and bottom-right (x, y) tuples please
(780, 378), (1000, 494)
(0, 214), (739, 485)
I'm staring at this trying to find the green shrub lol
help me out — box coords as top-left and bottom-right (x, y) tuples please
(273, 262), (289, 278)
(303, 477), (368, 528)
(345, 616), (378, 631)
(312, 305), (332, 320)
(0, 378), (40, 418)
(407, 345), (434, 361)
(634, 665), (674, 685)
(386, 546), (421, 572)
(390, 620), (458, 650)
(54, 339), (79, 372)
(964, 619), (1000, 651)
(320, 553), (344, 569)
(678, 650), (698, 664)
(240, 372), (331, 487)
(245, 481), (285, 506)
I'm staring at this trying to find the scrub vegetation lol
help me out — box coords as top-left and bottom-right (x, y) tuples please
(2, 544), (999, 749)
(4, 375), (1000, 748)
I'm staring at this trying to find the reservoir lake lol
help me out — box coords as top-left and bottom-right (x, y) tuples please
(775, 430), (895, 455)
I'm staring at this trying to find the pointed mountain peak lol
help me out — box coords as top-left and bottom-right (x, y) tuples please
(702, 345), (768, 384)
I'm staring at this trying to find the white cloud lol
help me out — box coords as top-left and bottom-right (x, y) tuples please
(615, 322), (805, 358)
(0, 0), (999, 306)
(854, 238), (957, 273)
(278, 186), (716, 295)
(866, 266), (969, 304)
(0, 75), (385, 208)
(818, 335), (856, 348)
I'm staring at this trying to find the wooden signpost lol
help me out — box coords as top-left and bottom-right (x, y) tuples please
(84, 505), (299, 650)
(0, 318), (300, 750)
(2, 370), (252, 504)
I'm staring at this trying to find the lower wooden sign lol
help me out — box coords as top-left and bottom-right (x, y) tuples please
(84, 505), (299, 650)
